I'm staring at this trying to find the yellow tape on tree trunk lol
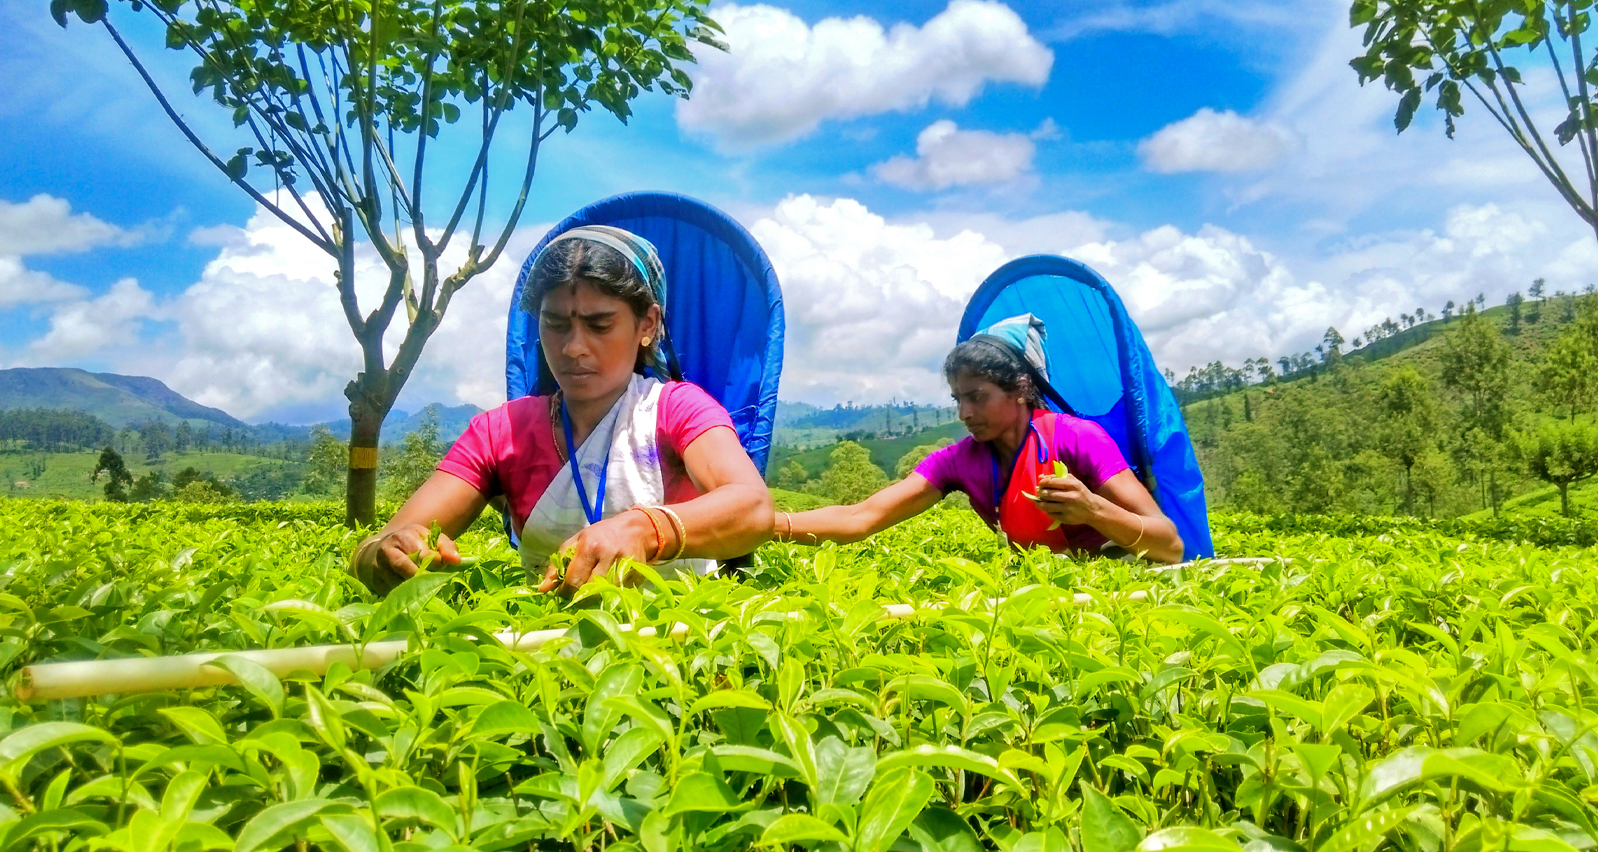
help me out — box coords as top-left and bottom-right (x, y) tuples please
(349, 446), (379, 469)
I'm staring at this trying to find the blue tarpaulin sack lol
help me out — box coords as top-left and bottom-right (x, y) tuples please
(959, 255), (1214, 559)
(505, 192), (785, 544)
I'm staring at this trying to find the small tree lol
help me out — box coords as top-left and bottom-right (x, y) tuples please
(1376, 365), (1438, 514)
(772, 460), (809, 491)
(302, 425), (349, 497)
(55, 0), (721, 527)
(91, 446), (133, 502)
(174, 421), (193, 453)
(1529, 278), (1546, 322)
(1541, 324), (1598, 420)
(805, 441), (888, 505)
(1440, 305), (1513, 514)
(380, 411), (444, 502)
(1519, 421), (1598, 516)
(139, 420), (172, 460)
(895, 443), (943, 480)
(130, 471), (167, 502)
(1506, 291), (1524, 334)
(1352, 1), (1598, 242)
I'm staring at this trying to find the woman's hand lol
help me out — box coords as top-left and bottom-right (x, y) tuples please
(355, 523), (461, 595)
(538, 509), (654, 594)
(1033, 472), (1101, 527)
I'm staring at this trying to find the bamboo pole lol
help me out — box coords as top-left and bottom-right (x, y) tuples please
(16, 590), (1150, 701)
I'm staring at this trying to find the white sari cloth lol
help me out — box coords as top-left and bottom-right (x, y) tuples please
(517, 374), (716, 582)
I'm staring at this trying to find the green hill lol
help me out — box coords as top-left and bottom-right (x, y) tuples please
(0, 367), (245, 429)
(1184, 293), (1593, 518)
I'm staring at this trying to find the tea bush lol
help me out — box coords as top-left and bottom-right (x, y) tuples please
(0, 498), (1595, 852)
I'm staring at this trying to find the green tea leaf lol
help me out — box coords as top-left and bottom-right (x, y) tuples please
(1081, 785), (1141, 852)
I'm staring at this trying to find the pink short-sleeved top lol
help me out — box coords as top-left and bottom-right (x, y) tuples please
(437, 381), (736, 534)
(913, 411), (1131, 552)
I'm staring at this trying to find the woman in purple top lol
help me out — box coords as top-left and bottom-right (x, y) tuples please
(778, 315), (1183, 563)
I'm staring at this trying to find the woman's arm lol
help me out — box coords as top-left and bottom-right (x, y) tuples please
(350, 472), (490, 594)
(1034, 469), (1183, 563)
(779, 474), (945, 546)
(542, 425), (774, 592)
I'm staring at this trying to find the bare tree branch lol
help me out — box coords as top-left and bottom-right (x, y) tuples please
(100, 20), (334, 255)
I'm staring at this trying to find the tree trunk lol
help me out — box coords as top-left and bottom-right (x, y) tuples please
(1403, 462), (1414, 515)
(345, 395), (387, 528)
(1561, 481), (1571, 517)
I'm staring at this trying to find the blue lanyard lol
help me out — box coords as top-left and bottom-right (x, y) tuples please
(988, 421), (1048, 512)
(560, 400), (609, 525)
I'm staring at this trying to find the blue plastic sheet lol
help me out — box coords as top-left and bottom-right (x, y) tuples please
(506, 192), (785, 476)
(960, 255), (1214, 559)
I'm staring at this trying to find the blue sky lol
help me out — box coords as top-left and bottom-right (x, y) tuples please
(0, 0), (1589, 422)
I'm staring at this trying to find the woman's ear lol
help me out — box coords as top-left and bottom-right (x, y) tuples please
(640, 304), (663, 345)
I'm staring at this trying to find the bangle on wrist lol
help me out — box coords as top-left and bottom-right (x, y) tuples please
(655, 506), (687, 561)
(632, 507), (667, 562)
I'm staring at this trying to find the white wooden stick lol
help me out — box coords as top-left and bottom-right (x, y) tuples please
(15, 590), (1150, 701)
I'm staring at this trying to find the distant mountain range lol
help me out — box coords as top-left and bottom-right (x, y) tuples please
(0, 367), (953, 447)
(0, 368), (246, 429)
(0, 367), (479, 445)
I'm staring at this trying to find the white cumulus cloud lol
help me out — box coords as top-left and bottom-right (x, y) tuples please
(0, 194), (145, 256)
(1139, 108), (1300, 173)
(0, 256), (85, 309)
(750, 194), (1012, 403)
(27, 278), (158, 364)
(140, 199), (544, 422)
(679, 0), (1052, 147)
(872, 120), (1040, 190)
(0, 194), (152, 311)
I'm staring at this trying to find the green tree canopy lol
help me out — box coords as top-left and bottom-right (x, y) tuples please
(1351, 0), (1598, 241)
(380, 411), (445, 502)
(91, 446), (133, 502)
(1519, 421), (1598, 516)
(806, 441), (889, 505)
(55, 0), (722, 526)
(1376, 365), (1439, 514)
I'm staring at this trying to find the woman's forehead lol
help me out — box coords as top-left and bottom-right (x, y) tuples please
(949, 372), (1000, 394)
(540, 279), (628, 314)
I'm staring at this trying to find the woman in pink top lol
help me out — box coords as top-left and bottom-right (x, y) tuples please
(778, 315), (1182, 563)
(351, 226), (773, 595)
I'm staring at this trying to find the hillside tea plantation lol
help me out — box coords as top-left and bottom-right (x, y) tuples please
(1, 500), (1597, 852)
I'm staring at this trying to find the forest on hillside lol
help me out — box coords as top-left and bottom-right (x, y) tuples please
(1191, 288), (1598, 518)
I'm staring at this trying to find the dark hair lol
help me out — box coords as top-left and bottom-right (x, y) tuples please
(521, 238), (655, 318)
(943, 339), (1041, 405)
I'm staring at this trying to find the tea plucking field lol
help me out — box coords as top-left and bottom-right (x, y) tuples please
(0, 499), (1595, 852)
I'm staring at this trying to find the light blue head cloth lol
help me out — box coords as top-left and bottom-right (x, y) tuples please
(971, 313), (1051, 385)
(537, 224), (672, 378)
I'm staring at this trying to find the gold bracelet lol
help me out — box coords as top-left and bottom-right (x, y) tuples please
(780, 511), (793, 541)
(633, 507), (667, 562)
(1129, 514), (1145, 549)
(655, 506), (688, 561)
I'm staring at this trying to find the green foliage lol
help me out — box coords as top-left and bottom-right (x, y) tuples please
(379, 410), (442, 502)
(9, 501), (1598, 848)
(302, 426), (348, 497)
(805, 440), (890, 504)
(1540, 304), (1598, 420)
(1350, 0), (1598, 235)
(54, 0), (722, 527)
(1518, 421), (1598, 516)
(773, 459), (809, 491)
(1376, 366), (1438, 513)
(89, 446), (131, 502)
(895, 441), (951, 480)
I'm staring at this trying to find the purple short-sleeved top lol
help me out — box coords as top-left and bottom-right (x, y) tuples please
(914, 411), (1131, 550)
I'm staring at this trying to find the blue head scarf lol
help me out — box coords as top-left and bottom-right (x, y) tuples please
(969, 313), (1072, 414)
(536, 225), (673, 378)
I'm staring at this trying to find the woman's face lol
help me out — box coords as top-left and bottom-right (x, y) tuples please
(538, 280), (661, 404)
(949, 371), (1029, 443)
